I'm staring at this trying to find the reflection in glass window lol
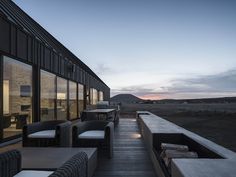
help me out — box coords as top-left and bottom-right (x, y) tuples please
(69, 81), (77, 119)
(57, 77), (68, 120)
(3, 56), (32, 138)
(40, 70), (56, 121)
(90, 88), (93, 105)
(99, 91), (104, 101)
(90, 88), (98, 105)
(93, 89), (98, 104)
(78, 84), (84, 116)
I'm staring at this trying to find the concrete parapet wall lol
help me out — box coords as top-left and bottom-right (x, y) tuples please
(137, 111), (236, 177)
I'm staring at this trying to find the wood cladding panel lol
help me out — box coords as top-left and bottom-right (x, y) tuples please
(76, 66), (80, 83)
(27, 37), (32, 62)
(17, 29), (27, 60)
(10, 25), (16, 56)
(78, 68), (82, 83)
(40, 44), (44, 67)
(0, 18), (10, 53)
(44, 47), (50, 69)
(33, 40), (39, 65)
(71, 65), (76, 81)
(53, 53), (59, 73)
(64, 60), (69, 77)
(61, 57), (64, 75)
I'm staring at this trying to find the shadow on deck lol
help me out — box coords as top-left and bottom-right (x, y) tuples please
(93, 118), (157, 177)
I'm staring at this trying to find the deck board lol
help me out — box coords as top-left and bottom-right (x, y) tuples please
(93, 118), (157, 177)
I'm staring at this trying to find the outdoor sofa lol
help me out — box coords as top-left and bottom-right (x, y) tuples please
(0, 149), (88, 177)
(23, 120), (71, 147)
(72, 120), (114, 158)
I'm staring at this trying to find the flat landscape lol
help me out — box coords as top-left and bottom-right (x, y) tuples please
(119, 103), (236, 152)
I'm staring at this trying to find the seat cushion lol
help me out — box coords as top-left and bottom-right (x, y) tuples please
(28, 130), (56, 139)
(79, 130), (105, 139)
(14, 170), (53, 177)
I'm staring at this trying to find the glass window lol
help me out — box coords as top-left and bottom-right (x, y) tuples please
(90, 88), (98, 105)
(93, 89), (98, 104)
(56, 77), (68, 120)
(90, 88), (93, 105)
(40, 70), (56, 121)
(3, 56), (32, 138)
(69, 81), (77, 119)
(78, 84), (84, 116)
(99, 91), (104, 101)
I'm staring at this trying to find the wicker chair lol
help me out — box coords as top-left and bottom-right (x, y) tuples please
(0, 150), (88, 177)
(23, 120), (71, 147)
(72, 121), (114, 158)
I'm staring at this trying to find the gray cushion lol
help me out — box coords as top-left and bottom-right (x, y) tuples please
(79, 130), (105, 139)
(28, 130), (56, 138)
(14, 170), (53, 177)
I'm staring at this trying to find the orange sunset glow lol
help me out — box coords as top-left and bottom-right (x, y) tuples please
(139, 94), (164, 100)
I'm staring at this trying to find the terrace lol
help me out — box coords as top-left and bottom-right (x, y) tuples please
(0, 117), (156, 177)
(1, 112), (236, 177)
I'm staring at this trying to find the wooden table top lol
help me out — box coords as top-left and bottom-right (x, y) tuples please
(19, 147), (97, 170)
(85, 109), (116, 113)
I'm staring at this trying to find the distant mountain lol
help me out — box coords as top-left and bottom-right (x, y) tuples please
(155, 97), (236, 104)
(110, 95), (236, 104)
(110, 94), (143, 103)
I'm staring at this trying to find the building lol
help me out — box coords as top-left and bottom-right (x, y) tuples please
(0, 0), (110, 142)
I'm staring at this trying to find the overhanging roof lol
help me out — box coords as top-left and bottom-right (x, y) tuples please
(0, 0), (108, 87)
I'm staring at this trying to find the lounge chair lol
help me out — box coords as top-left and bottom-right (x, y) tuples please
(72, 120), (114, 158)
(23, 120), (71, 147)
(0, 149), (88, 177)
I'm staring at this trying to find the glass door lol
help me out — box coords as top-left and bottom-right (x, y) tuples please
(2, 56), (32, 139)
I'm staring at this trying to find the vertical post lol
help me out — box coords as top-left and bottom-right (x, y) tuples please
(84, 86), (87, 110)
(76, 83), (79, 118)
(54, 76), (57, 120)
(32, 64), (40, 122)
(0, 55), (3, 140)
(67, 80), (69, 120)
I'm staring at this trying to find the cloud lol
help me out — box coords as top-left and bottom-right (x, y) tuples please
(111, 69), (236, 99)
(95, 64), (113, 75)
(167, 69), (236, 93)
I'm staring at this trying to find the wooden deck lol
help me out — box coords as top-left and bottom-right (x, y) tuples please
(93, 118), (157, 177)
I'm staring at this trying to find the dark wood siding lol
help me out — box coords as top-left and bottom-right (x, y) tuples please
(0, 18), (10, 53)
(10, 25), (16, 56)
(27, 37), (32, 62)
(44, 47), (50, 70)
(53, 53), (59, 73)
(0, 15), (109, 100)
(17, 29), (27, 60)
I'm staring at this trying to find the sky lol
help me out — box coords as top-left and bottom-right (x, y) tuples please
(14, 0), (236, 100)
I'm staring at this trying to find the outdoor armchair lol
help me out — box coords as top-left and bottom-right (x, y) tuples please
(72, 120), (114, 158)
(23, 120), (71, 147)
(0, 149), (88, 177)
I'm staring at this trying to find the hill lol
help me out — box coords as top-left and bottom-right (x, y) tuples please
(155, 97), (236, 104)
(110, 94), (143, 103)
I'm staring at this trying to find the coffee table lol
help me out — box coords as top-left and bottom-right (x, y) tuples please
(18, 147), (97, 177)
